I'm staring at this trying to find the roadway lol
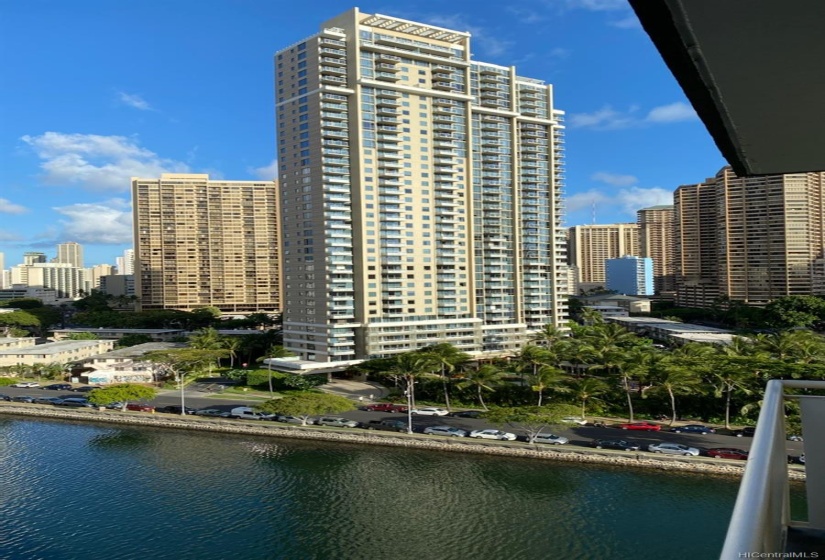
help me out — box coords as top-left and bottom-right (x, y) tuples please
(0, 385), (806, 459)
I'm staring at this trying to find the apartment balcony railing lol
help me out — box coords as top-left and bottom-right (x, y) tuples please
(720, 379), (825, 559)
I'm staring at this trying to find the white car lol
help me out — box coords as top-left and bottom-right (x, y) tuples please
(561, 416), (588, 425)
(469, 429), (517, 441)
(411, 407), (449, 416)
(229, 407), (277, 421)
(423, 425), (467, 437)
(532, 433), (569, 445)
(12, 382), (40, 388)
(316, 416), (359, 428)
(648, 442), (700, 456)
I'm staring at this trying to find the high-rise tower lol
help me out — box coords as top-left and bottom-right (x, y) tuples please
(567, 224), (639, 294)
(637, 205), (675, 295)
(57, 241), (84, 268)
(275, 9), (567, 362)
(132, 174), (282, 314)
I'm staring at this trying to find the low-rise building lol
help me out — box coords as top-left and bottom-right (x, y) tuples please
(0, 339), (115, 367)
(52, 328), (186, 342)
(604, 315), (735, 346)
(0, 337), (38, 351)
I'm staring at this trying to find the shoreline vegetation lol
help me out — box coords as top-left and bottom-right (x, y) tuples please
(0, 404), (805, 481)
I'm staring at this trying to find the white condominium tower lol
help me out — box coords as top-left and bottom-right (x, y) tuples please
(275, 8), (567, 363)
(57, 241), (84, 268)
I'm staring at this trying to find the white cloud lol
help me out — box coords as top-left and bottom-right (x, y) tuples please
(250, 159), (278, 180)
(591, 172), (638, 187)
(609, 15), (642, 29)
(21, 132), (191, 191)
(507, 7), (546, 24)
(53, 199), (133, 244)
(424, 14), (514, 57)
(563, 0), (627, 11)
(0, 230), (23, 242)
(568, 106), (637, 130)
(117, 91), (153, 111)
(645, 101), (697, 123)
(567, 187), (672, 217)
(569, 102), (697, 130)
(0, 198), (27, 214)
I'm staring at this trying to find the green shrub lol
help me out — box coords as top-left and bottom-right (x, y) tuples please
(0, 378), (18, 386)
(244, 369), (326, 390)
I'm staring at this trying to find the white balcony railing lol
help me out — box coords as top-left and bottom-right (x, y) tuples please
(720, 379), (825, 559)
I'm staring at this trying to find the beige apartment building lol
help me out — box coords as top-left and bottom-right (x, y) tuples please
(637, 205), (675, 295)
(567, 224), (639, 293)
(674, 167), (825, 307)
(275, 9), (567, 362)
(56, 241), (84, 268)
(132, 174), (282, 314)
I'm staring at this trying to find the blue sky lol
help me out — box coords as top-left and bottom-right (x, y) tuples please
(0, 0), (725, 268)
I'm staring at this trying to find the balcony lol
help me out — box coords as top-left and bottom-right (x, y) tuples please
(720, 379), (825, 558)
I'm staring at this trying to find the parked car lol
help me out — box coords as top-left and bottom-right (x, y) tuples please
(706, 448), (749, 460)
(125, 403), (155, 413)
(71, 386), (99, 393)
(591, 439), (641, 451)
(447, 410), (482, 419)
(11, 382), (40, 388)
(106, 402), (126, 410)
(648, 442), (700, 456)
(788, 434), (804, 442)
(57, 397), (93, 407)
(229, 407), (275, 420)
(423, 425), (468, 437)
(411, 407), (449, 416)
(156, 405), (196, 415)
(532, 433), (569, 445)
(469, 429), (517, 441)
(194, 408), (231, 418)
(364, 419), (408, 433)
(616, 421), (661, 431)
(275, 415), (315, 425)
(670, 424), (716, 434)
(34, 396), (64, 405)
(316, 416), (359, 428)
(12, 395), (36, 403)
(362, 403), (408, 413)
(42, 383), (72, 391)
(561, 416), (588, 426)
(0, 394), (11, 401)
(734, 426), (756, 437)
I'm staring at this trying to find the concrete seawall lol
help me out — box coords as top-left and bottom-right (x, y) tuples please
(0, 404), (806, 481)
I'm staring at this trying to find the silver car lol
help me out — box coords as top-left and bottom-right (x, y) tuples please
(423, 425), (467, 437)
(532, 433), (569, 445)
(316, 417), (359, 428)
(648, 442), (700, 456)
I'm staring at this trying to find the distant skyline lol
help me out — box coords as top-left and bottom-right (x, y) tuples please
(0, 0), (725, 267)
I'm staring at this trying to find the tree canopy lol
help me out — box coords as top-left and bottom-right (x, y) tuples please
(87, 384), (157, 406)
(256, 392), (354, 425)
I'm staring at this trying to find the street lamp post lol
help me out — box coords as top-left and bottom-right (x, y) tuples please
(179, 372), (186, 415)
(405, 378), (414, 434)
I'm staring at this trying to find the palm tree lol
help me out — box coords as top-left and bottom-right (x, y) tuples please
(530, 365), (568, 406)
(650, 361), (703, 426)
(261, 345), (294, 397)
(188, 327), (223, 350)
(388, 352), (438, 433)
(457, 364), (501, 411)
(515, 345), (554, 381)
(531, 324), (565, 348)
(710, 358), (754, 429)
(568, 377), (609, 419)
(222, 337), (242, 368)
(418, 343), (468, 411)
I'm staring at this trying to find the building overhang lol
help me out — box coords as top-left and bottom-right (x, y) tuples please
(629, 0), (825, 176)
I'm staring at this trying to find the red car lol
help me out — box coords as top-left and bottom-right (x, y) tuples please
(363, 403), (408, 413)
(125, 403), (155, 413)
(707, 448), (749, 460)
(616, 421), (662, 432)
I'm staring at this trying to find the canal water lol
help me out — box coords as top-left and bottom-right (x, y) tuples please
(0, 417), (807, 560)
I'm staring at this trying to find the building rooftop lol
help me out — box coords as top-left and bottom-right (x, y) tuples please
(607, 316), (732, 334)
(88, 342), (187, 360)
(0, 340), (110, 356)
(54, 328), (185, 334)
